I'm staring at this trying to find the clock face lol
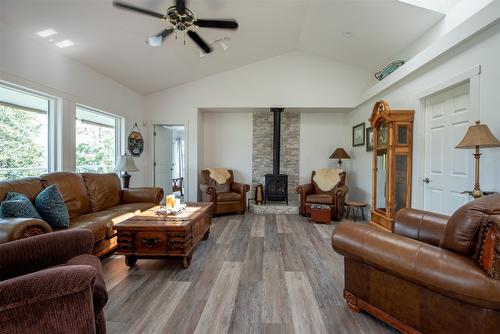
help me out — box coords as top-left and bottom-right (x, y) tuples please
(378, 122), (387, 147)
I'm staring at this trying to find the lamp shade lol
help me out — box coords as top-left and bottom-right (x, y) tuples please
(330, 148), (351, 159)
(114, 154), (139, 172)
(455, 120), (500, 149)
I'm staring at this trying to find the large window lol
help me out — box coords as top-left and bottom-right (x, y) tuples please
(0, 84), (51, 180)
(75, 106), (120, 173)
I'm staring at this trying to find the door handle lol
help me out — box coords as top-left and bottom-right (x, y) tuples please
(423, 178), (430, 184)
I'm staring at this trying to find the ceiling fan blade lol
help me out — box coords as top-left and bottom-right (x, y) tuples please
(187, 31), (212, 54)
(195, 19), (238, 29)
(147, 28), (174, 47)
(113, 1), (166, 19)
(176, 0), (186, 14)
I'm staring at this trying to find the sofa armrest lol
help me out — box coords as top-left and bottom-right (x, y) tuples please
(0, 265), (96, 333)
(200, 184), (216, 203)
(296, 183), (314, 196)
(334, 184), (348, 198)
(394, 208), (449, 247)
(0, 217), (52, 244)
(122, 187), (164, 204)
(332, 222), (500, 310)
(231, 182), (250, 194)
(0, 229), (94, 281)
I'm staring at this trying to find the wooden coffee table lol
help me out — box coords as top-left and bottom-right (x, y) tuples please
(113, 202), (212, 268)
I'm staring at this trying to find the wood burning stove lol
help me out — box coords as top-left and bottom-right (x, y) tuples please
(265, 108), (288, 204)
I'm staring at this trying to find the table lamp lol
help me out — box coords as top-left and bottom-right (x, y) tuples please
(114, 153), (139, 188)
(330, 148), (350, 168)
(455, 120), (500, 198)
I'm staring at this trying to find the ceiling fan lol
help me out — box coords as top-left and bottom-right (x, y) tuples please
(113, 0), (238, 54)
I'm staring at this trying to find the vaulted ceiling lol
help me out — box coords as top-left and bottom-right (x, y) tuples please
(0, 0), (444, 95)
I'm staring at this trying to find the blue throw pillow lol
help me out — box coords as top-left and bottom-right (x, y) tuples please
(35, 185), (70, 229)
(0, 192), (42, 219)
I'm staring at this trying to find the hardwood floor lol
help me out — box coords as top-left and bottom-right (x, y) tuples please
(102, 214), (398, 334)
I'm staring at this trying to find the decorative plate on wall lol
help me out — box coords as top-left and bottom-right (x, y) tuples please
(128, 123), (144, 157)
(375, 60), (405, 81)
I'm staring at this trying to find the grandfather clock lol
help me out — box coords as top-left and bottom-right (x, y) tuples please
(369, 100), (414, 232)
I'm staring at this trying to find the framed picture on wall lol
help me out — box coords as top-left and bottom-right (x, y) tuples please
(352, 123), (365, 147)
(366, 127), (374, 151)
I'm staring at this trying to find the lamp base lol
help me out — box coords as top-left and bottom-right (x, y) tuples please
(121, 172), (131, 189)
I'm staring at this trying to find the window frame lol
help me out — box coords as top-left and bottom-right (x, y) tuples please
(75, 104), (122, 173)
(0, 81), (58, 177)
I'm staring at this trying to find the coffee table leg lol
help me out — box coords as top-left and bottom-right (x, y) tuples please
(182, 255), (192, 268)
(203, 229), (210, 240)
(125, 255), (137, 267)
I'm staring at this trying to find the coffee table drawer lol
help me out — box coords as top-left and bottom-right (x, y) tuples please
(134, 231), (168, 254)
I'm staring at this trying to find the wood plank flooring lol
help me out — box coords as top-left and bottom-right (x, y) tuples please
(102, 214), (398, 334)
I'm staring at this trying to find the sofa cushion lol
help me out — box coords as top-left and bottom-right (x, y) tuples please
(66, 254), (108, 312)
(440, 194), (500, 256)
(217, 192), (241, 202)
(82, 173), (121, 212)
(306, 194), (334, 205)
(0, 177), (44, 203)
(0, 192), (42, 220)
(40, 172), (92, 219)
(70, 203), (156, 239)
(35, 185), (70, 229)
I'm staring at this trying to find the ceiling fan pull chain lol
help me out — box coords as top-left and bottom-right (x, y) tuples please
(184, 31), (186, 45)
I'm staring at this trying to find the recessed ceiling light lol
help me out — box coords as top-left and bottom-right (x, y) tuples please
(36, 29), (57, 38)
(343, 31), (354, 39)
(55, 40), (75, 48)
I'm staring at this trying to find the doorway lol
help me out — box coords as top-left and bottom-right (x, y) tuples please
(422, 81), (475, 215)
(153, 124), (186, 202)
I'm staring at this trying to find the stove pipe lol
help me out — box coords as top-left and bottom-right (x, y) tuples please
(270, 108), (284, 175)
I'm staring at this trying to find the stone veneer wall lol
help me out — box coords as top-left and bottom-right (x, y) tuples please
(252, 111), (300, 203)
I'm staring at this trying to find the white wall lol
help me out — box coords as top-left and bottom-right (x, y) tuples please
(299, 112), (349, 185)
(200, 111), (350, 194)
(0, 22), (147, 186)
(348, 21), (500, 209)
(201, 112), (253, 186)
(146, 51), (371, 201)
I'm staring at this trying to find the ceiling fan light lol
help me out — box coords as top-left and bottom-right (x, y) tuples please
(147, 35), (163, 47)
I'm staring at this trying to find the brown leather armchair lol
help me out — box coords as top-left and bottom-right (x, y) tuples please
(200, 169), (250, 215)
(332, 194), (500, 334)
(0, 229), (108, 334)
(296, 170), (348, 221)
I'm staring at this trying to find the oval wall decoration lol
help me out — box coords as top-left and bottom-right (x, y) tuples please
(128, 123), (144, 157)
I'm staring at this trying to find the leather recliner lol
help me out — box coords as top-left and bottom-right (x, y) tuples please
(199, 169), (250, 215)
(296, 170), (348, 221)
(332, 194), (500, 334)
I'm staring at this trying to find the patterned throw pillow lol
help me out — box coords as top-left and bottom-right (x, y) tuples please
(35, 185), (70, 229)
(0, 192), (42, 219)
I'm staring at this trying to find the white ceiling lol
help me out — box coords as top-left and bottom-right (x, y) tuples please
(0, 0), (443, 95)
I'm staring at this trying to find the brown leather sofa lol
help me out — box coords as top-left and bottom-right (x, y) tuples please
(200, 169), (250, 215)
(296, 170), (348, 221)
(0, 229), (107, 334)
(332, 194), (500, 334)
(0, 172), (163, 257)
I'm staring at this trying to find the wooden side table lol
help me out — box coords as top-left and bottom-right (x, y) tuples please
(345, 201), (367, 221)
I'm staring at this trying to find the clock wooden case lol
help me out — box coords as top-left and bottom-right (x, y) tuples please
(369, 100), (414, 232)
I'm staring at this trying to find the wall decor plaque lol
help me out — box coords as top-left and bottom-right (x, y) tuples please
(128, 122), (144, 157)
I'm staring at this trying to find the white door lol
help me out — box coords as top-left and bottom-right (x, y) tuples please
(423, 82), (475, 215)
(154, 125), (173, 200)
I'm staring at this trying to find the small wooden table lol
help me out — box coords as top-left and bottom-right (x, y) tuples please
(114, 202), (212, 268)
(345, 201), (367, 221)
